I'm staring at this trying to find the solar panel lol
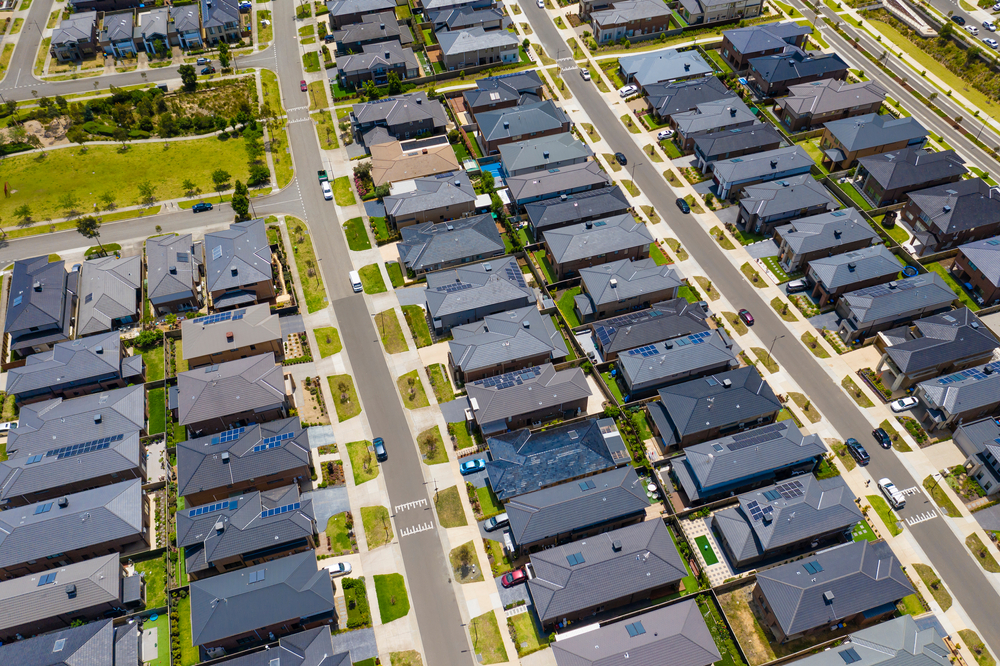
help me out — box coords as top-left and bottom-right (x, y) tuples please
(840, 649), (861, 664)
(248, 570), (266, 584)
(45, 434), (124, 460)
(763, 489), (781, 501)
(34, 502), (53, 514)
(212, 245), (223, 261)
(213, 428), (246, 445)
(177, 252), (189, 263)
(831, 211), (847, 217)
(37, 572), (57, 586)
(261, 501), (301, 518)
(192, 311), (235, 326)
(566, 552), (585, 566)
(26, 454), (43, 464)
(255, 431), (295, 451)
(625, 621), (646, 637)
(803, 561), (824, 574)
(989, 239), (1000, 246)
(12, 295), (21, 306)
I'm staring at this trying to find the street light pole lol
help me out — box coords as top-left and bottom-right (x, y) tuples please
(977, 113), (994, 142)
(767, 334), (786, 368)
(630, 160), (643, 188)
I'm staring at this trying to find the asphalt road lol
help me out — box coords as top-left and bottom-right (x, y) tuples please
(521, 1), (1000, 653)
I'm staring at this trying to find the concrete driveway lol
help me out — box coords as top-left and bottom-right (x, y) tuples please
(395, 284), (428, 307)
(494, 574), (531, 607)
(280, 314), (306, 336)
(478, 518), (507, 543)
(714, 205), (740, 226)
(303, 485), (350, 531)
(458, 453), (489, 488)
(330, 627), (378, 662)
(745, 239), (780, 260)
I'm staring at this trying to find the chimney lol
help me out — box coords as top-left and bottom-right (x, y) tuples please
(222, 452), (230, 463)
(770, 160), (778, 169)
(543, 151), (549, 159)
(58, 497), (69, 508)
(610, 278), (618, 288)
(612, 540), (622, 552)
(169, 265), (177, 274)
(422, 148), (428, 154)
(33, 281), (42, 292)
(585, 221), (593, 229)
(503, 121), (510, 129)
(722, 378), (732, 388)
(226, 332), (234, 342)
(847, 262), (856, 272)
(833, 230), (842, 239)
(93, 414), (102, 424)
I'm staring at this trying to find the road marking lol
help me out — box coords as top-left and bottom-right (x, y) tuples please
(399, 521), (434, 537)
(558, 58), (578, 71)
(394, 499), (428, 513)
(287, 117), (311, 124)
(906, 510), (937, 526)
(505, 605), (529, 617)
(287, 105), (309, 112)
(900, 486), (922, 496)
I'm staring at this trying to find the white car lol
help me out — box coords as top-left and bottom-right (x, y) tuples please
(889, 396), (919, 412)
(994, 2), (1000, 10)
(618, 84), (638, 98)
(985, 20), (997, 31)
(966, 25), (980, 35)
(322, 181), (333, 200)
(985, 37), (999, 48)
(878, 478), (907, 510)
(0, 421), (17, 433)
(656, 129), (674, 140)
(537, 0), (543, 7)
(581, 69), (591, 80)
(325, 561), (352, 577)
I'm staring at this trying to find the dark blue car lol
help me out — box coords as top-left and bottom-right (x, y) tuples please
(192, 202), (213, 213)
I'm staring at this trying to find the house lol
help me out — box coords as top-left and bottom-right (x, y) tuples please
(175, 353), (287, 436)
(171, 5), (203, 49)
(670, 421), (826, 505)
(463, 71), (544, 118)
(204, 219), (275, 311)
(819, 114), (927, 171)
(952, 417), (1000, 496)
(856, 149), (966, 208)
(0, 479), (148, 578)
(551, 598), (722, 666)
(178, 485), (316, 580)
(712, 145), (815, 200)
(873, 308), (997, 391)
(739, 173), (840, 238)
(485, 417), (628, 500)
(369, 135), (460, 186)
(616, 328), (739, 399)
(672, 97), (758, 153)
(0, 618), (139, 666)
(383, 171), (477, 228)
(429, 6), (505, 32)
(181, 304), (283, 369)
(574, 258), (682, 323)
(209, 628), (349, 666)
(5, 255), (74, 355)
(590, 0), (672, 45)
(525, 186), (630, 236)
(679, 0), (762, 27)
(146, 233), (202, 315)
(201, 0), (244, 45)
(753, 540), (913, 643)
(527, 519), (687, 630)
(776, 79), (887, 132)
(437, 27), (519, 71)
(914, 360), (1000, 432)
(712, 475), (863, 568)
(590, 298), (710, 361)
(499, 132), (592, 177)
(779, 616), (949, 666)
(350, 92), (448, 147)
(647, 366), (783, 449)
(421, 0), (494, 16)
(747, 50), (849, 98)
(645, 76), (734, 123)
(426, 256), (535, 331)
(693, 124), (783, 171)
(100, 13), (136, 58)
(332, 12), (413, 54)
(774, 209), (878, 274)
(397, 214), (504, 275)
(327, 0), (396, 29)
(176, 417), (312, 506)
(721, 21), (811, 71)
(0, 554), (142, 642)
(337, 41), (419, 87)
(448, 306), (569, 382)
(807, 245), (901, 307)
(50, 10), (98, 62)
(476, 101), (571, 155)
(189, 550), (335, 651)
(542, 214), (654, 280)
(902, 179), (1000, 257)
(619, 49), (713, 89)
(76, 254), (142, 337)
(951, 238), (1000, 307)
(5, 331), (143, 405)
(507, 160), (611, 207)
(136, 7), (172, 54)
(466, 363), (591, 433)
(836, 273), (957, 344)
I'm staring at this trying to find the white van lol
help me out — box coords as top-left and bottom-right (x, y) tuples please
(349, 270), (362, 293)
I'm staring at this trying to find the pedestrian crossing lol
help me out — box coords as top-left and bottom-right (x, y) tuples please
(399, 521), (435, 538)
(906, 510), (937, 526)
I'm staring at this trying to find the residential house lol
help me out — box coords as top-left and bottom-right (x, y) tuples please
(527, 520), (687, 630)
(507, 160), (611, 208)
(145, 233), (202, 315)
(421, 0), (495, 15)
(437, 27), (519, 71)
(776, 79), (887, 132)
(208, 628), (348, 666)
(175, 353), (287, 436)
(670, 421), (826, 504)
(773, 208), (877, 274)
(590, 298), (710, 361)
(181, 304), (283, 369)
(836, 273), (958, 344)
(176, 417), (312, 506)
(204, 219), (275, 311)
(369, 135), (460, 186)
(856, 149), (966, 208)
(397, 214), (504, 275)
(0, 479), (148, 578)
(647, 366), (783, 449)
(952, 417), (1000, 496)
(499, 132), (592, 177)
(6, 331), (143, 405)
(332, 12), (413, 54)
(0, 620), (140, 666)
(693, 124), (784, 171)
(914, 360), (1000, 432)
(136, 7), (171, 54)
(326, 0), (396, 29)
(171, 5), (202, 49)
(525, 186), (630, 236)
(873, 308), (997, 391)
(475, 101), (571, 155)
(645, 76), (735, 123)
(484, 418), (628, 501)
(542, 214), (654, 280)
(383, 171), (477, 228)
(429, 6), (505, 32)
(50, 11), (98, 62)
(462, 70), (544, 118)
(720, 21), (811, 71)
(202, 0), (244, 45)
(337, 40), (419, 87)
(712, 145), (815, 199)
(551, 599), (722, 666)
(448, 306), (569, 382)
(5, 255), (73, 356)
(506, 466), (647, 553)
(619, 49), (713, 90)
(350, 92), (448, 147)
(747, 50), (849, 98)
(778, 616), (950, 666)
(574, 258), (681, 323)
(466, 363), (591, 434)
(616, 328), (739, 399)
(76, 254), (142, 337)
(901, 179), (1000, 257)
(425, 256), (535, 331)
(189, 550), (335, 652)
(672, 97), (758, 153)
(736, 175), (840, 236)
(819, 114), (927, 171)
(679, 0), (763, 27)
(590, 0), (672, 45)
(808, 245), (901, 307)
(951, 238), (1000, 307)
(753, 540), (913, 643)
(100, 13), (136, 58)
(712, 475), (863, 568)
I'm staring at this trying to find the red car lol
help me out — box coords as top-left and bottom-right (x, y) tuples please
(300, 80), (308, 91)
(500, 568), (526, 588)
(738, 309), (754, 326)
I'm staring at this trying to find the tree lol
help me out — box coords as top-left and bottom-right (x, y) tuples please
(212, 169), (231, 198)
(232, 182), (250, 220)
(3, 100), (16, 118)
(99, 191), (116, 210)
(112, 126), (129, 149)
(387, 72), (402, 95)
(153, 38), (168, 59)
(248, 163), (270, 187)
(179, 64), (197, 92)
(76, 216), (105, 255)
(218, 42), (231, 69)
(363, 80), (379, 101)
(182, 179), (198, 197)
(25, 134), (43, 154)
(13, 204), (31, 223)
(138, 181), (157, 207)
(353, 161), (372, 179)
(480, 171), (494, 193)
(67, 126), (88, 152)
(60, 191), (80, 217)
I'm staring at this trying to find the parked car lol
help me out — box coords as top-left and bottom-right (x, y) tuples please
(890, 396), (919, 412)
(501, 568), (527, 588)
(201, 66), (216, 75)
(618, 84), (638, 98)
(373, 437), (388, 462)
(872, 427), (892, 449)
(192, 202), (213, 213)
(676, 197), (690, 213)
(985, 37), (999, 48)
(993, 2), (1000, 10)
(325, 562), (352, 577)
(0, 421), (17, 433)
(460, 458), (486, 475)
(738, 308), (754, 326)
(484, 512), (509, 531)
(657, 129), (675, 140)
(985, 20), (996, 30)
(966, 24), (980, 35)
(322, 181), (333, 200)
(952, 14), (966, 25)
(300, 79), (308, 91)
(196, 57), (210, 65)
(581, 69), (591, 80)
(614, 152), (627, 166)
(845, 437), (870, 466)
(537, 0), (543, 7)
(878, 478), (906, 509)
(786, 278), (809, 293)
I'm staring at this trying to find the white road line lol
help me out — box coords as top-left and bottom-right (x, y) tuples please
(399, 521), (434, 537)
(505, 605), (529, 617)
(906, 510), (938, 526)
(394, 499), (428, 513)
(901, 486), (922, 496)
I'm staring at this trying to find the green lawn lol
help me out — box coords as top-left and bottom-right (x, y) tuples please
(139, 343), (165, 381)
(484, 538), (513, 576)
(468, 611), (509, 665)
(867, 494), (902, 536)
(343, 216), (372, 250)
(390, 652), (422, 666)
(842, 375), (874, 408)
(328, 374), (362, 421)
(925, 261), (980, 311)
(174, 594), (200, 666)
(386, 261), (404, 288)
(374, 573), (410, 623)
(402, 305), (432, 348)
(694, 535), (719, 565)
(959, 630), (996, 666)
(476, 485), (503, 519)
(915, 563), (952, 611)
(143, 613), (170, 666)
(333, 176), (356, 206)
(302, 50), (321, 72)
(435, 485), (468, 527)
(326, 512), (353, 554)
(760, 256), (799, 283)
(450, 540), (484, 583)
(314, 326), (342, 357)
(838, 181), (873, 210)
(621, 114), (642, 133)
(344, 577), (372, 628)
(532, 250), (557, 283)
(852, 519), (877, 542)
(449, 422), (474, 450)
(361, 505), (393, 548)
(874, 216), (911, 244)
(898, 594), (925, 617)
(966, 533), (1000, 572)
(723, 312), (748, 336)
(347, 440), (380, 485)
(148, 388), (166, 435)
(375, 309), (408, 354)
(286, 217), (326, 313)
(134, 556), (167, 608)
(600, 370), (625, 403)
(397, 370), (429, 409)
(418, 426), (448, 465)
(556, 287), (582, 328)
(923, 475), (961, 517)
(427, 364), (455, 403)
(360, 263), (387, 294)
(704, 47), (734, 73)
(651, 243), (671, 265)
(509, 611), (550, 657)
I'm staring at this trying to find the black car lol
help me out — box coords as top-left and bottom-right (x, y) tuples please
(201, 66), (216, 75)
(192, 202), (213, 213)
(872, 427), (892, 449)
(676, 197), (690, 214)
(614, 152), (627, 166)
(846, 438), (870, 466)
(373, 437), (388, 462)
(952, 15), (966, 25)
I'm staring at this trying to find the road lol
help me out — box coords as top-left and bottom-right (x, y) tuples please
(520, 0), (1000, 654)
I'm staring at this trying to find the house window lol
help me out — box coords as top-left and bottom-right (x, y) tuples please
(986, 481), (994, 491)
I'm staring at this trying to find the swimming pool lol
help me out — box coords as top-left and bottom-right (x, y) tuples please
(480, 162), (505, 185)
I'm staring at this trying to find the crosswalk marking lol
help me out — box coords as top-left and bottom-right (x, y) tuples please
(906, 510), (937, 526)
(900, 486), (922, 496)
(400, 521), (434, 537)
(395, 499), (427, 513)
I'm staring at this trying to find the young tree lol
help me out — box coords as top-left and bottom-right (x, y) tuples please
(232, 186), (250, 220)
(3, 100), (16, 118)
(386, 72), (402, 95)
(60, 191), (80, 217)
(182, 179), (197, 197)
(154, 38), (168, 59)
(13, 204), (31, 223)
(363, 80), (379, 101)
(211, 169), (232, 198)
(218, 42), (231, 69)
(99, 191), (116, 210)
(25, 134), (43, 154)
(112, 126), (129, 149)
(138, 181), (157, 207)
(55, 96), (68, 112)
(178, 64), (197, 92)
(76, 216), (105, 255)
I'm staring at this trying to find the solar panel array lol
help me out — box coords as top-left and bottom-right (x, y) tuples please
(627, 344), (661, 357)
(593, 309), (668, 348)
(37, 572), (57, 586)
(192, 309), (247, 326)
(434, 281), (473, 294)
(746, 500), (774, 522)
(188, 500), (237, 518)
(673, 331), (713, 348)
(566, 552), (586, 566)
(46, 433), (126, 460)
(625, 621), (646, 637)
(249, 570), (266, 584)
(936, 361), (1000, 384)
(579, 479), (597, 491)
(803, 560), (824, 574)
(472, 366), (542, 390)
(852, 278), (920, 298)
(505, 264), (527, 288)
(727, 422), (786, 452)
(34, 502), (53, 515)
(212, 428), (246, 445)
(261, 501), (301, 518)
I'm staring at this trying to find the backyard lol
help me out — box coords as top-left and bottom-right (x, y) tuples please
(925, 260), (980, 311)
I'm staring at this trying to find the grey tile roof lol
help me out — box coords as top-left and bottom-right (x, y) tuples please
(839, 274), (956, 325)
(809, 245), (900, 290)
(957, 237), (1000, 285)
(425, 255), (535, 319)
(544, 214), (654, 264)
(593, 299), (711, 355)
(954, 417), (1000, 463)
(579, 258), (681, 307)
(113, 622), (139, 666)
(178, 485), (316, 574)
(384, 171), (476, 218)
(201, 0), (239, 29)
(208, 627), (349, 666)
(785, 616), (950, 666)
(52, 10), (96, 45)
(507, 161), (610, 202)
(0, 618), (125, 666)
(723, 21), (811, 54)
(694, 124), (783, 158)
(180, 304), (281, 361)
(327, 0), (394, 15)
(397, 214), (503, 272)
(645, 77), (735, 120)
(75, 255), (142, 337)
(486, 418), (628, 500)
(352, 92), (447, 131)
(918, 360), (1000, 415)
(437, 26), (518, 56)
(138, 7), (169, 39)
(757, 539), (913, 637)
(477, 101), (568, 144)
(882, 308), (997, 373)
(171, 5), (201, 32)
(463, 71), (543, 109)
(527, 520), (687, 624)
(749, 50), (848, 85)
(618, 329), (738, 392)
(505, 465), (646, 547)
(189, 550), (335, 647)
(102, 13), (133, 41)
(0, 479), (144, 570)
(430, 6), (504, 30)
(5, 256), (68, 334)
(619, 49), (713, 88)
(499, 133), (592, 174)
(713, 475), (862, 563)
(525, 186), (630, 232)
(780, 79), (886, 117)
(551, 597), (721, 666)
(858, 148), (966, 190)
(712, 146), (815, 187)
(673, 97), (756, 136)
(146, 233), (198, 305)
(176, 417), (310, 498)
(333, 12), (410, 45)
(176, 353), (286, 426)
(591, 0), (671, 27)
(450, 306), (568, 372)
(824, 113), (927, 152)
(205, 220), (272, 294)
(6, 331), (133, 397)
(907, 178), (1000, 235)
(775, 209), (876, 255)
(467, 363), (590, 427)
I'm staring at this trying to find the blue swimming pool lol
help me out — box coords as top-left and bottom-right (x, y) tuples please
(481, 162), (505, 185)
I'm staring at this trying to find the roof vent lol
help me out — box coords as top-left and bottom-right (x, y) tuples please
(833, 230), (842, 239)
(522, 320), (530, 328)
(231, 268), (238, 276)
(503, 121), (510, 129)
(847, 263), (856, 272)
(585, 221), (593, 229)
(561, 194), (568, 201)
(455, 180), (461, 187)
(484, 262), (492, 271)
(415, 96), (422, 104)
(66, 584), (77, 599)
(610, 278), (618, 288)
(762, 511), (772, 524)
(222, 452), (230, 463)
(214, 519), (225, 532)
(722, 378), (732, 388)
(664, 341), (673, 349)
(684, 63), (691, 71)
(770, 160), (778, 169)
(943, 205), (952, 212)
(612, 540), (622, 552)
(543, 151), (550, 159)
(385, 51), (391, 59)
(226, 332), (234, 342)
(95, 345), (104, 354)
(169, 265), (177, 274)
(986, 365), (994, 375)
(447, 224), (454, 231)
(33, 281), (42, 292)
(380, 22), (385, 29)
(730, 107), (737, 117)
(58, 497), (69, 508)
(93, 414), (102, 424)
(823, 590), (835, 604)
(971, 321), (980, 329)
(888, 281), (898, 289)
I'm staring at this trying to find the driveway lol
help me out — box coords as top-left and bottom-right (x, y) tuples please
(745, 239), (780, 260)
(280, 314), (306, 336)
(439, 396), (472, 424)
(307, 425), (336, 450)
(478, 518), (507, 543)
(364, 201), (385, 218)
(395, 284), (428, 307)
(494, 575), (531, 607)
(458, 453), (489, 488)
(302, 485), (350, 530)
(714, 205), (740, 227)
(692, 179), (715, 195)
(330, 627), (378, 662)
(808, 310), (841, 332)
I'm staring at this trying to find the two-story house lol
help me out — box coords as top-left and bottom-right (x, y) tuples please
(476, 100), (571, 155)
(202, 0), (244, 45)
(776, 79), (887, 132)
(773, 208), (877, 274)
(337, 40), (419, 87)
(747, 49), (848, 98)
(590, 0), (671, 44)
(735, 174), (839, 235)
(146, 233), (202, 315)
(100, 12), (137, 59)
(671, 97), (757, 153)
(383, 171), (477, 228)
(807, 244), (900, 307)
(855, 148), (966, 208)
(819, 113), (927, 171)
(950, 237), (1000, 307)
(204, 219), (275, 310)
(181, 303), (283, 368)
(326, 0), (396, 29)
(644, 76), (734, 123)
(679, 0), (762, 26)
(693, 123), (783, 171)
(462, 70), (544, 119)
(136, 7), (172, 54)
(619, 49), (713, 90)
(397, 214), (504, 275)
(712, 145), (815, 199)
(351, 92), (449, 149)
(5, 256), (73, 356)
(50, 11), (98, 62)
(901, 178), (1000, 256)
(332, 12), (413, 55)
(542, 214), (654, 280)
(720, 21), (810, 71)
(499, 132), (591, 177)
(171, 5), (203, 49)
(835, 273), (957, 344)
(437, 26), (519, 70)
(574, 258), (681, 322)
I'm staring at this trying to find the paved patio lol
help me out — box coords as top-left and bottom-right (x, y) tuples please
(679, 515), (735, 587)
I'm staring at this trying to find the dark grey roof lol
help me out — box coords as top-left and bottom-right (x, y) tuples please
(824, 114), (927, 152)
(775, 209), (876, 255)
(809, 245), (900, 290)
(352, 92), (447, 131)
(189, 550), (335, 647)
(201, 0), (238, 29)
(176, 353), (285, 426)
(208, 627), (349, 666)
(0, 618), (128, 666)
(882, 308), (997, 374)
(694, 124), (782, 158)
(673, 97), (756, 136)
(180, 304), (281, 361)
(619, 49), (713, 87)
(437, 26), (518, 55)
(857, 148), (966, 190)
(327, 0), (394, 15)
(749, 50), (848, 84)
(6, 331), (133, 397)
(618, 329), (738, 391)
(425, 256), (534, 320)
(5, 256), (68, 334)
(205, 220), (272, 294)
(429, 6), (504, 30)
(739, 174), (838, 219)
(507, 161), (610, 202)
(784, 616), (949, 666)
(645, 77), (735, 120)
(146, 234), (198, 305)
(551, 597), (721, 666)
(498, 133), (592, 175)
(756, 539), (913, 637)
(171, 4), (200, 32)
(525, 186), (630, 232)
(463, 71), (543, 109)
(957, 237), (1000, 286)
(52, 10), (96, 45)
(486, 418), (628, 500)
(713, 146), (814, 185)
(780, 79), (886, 117)
(578, 258), (681, 308)
(467, 363), (590, 427)
(907, 178), (1000, 235)
(397, 214), (503, 272)
(953, 417), (1000, 465)
(591, 0), (670, 27)
(544, 215), (654, 264)
(593, 299), (711, 355)
(101, 13), (132, 41)
(450, 306), (568, 373)
(332, 12), (411, 45)
(384, 171), (476, 218)
(527, 520), (686, 624)
(477, 100), (568, 143)
(176, 417), (310, 498)
(918, 360), (1000, 415)
(839, 274), (956, 324)
(723, 21), (811, 54)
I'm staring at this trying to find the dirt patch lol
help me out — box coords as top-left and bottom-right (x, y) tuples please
(718, 586), (775, 666)
(300, 376), (331, 425)
(3, 118), (71, 147)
